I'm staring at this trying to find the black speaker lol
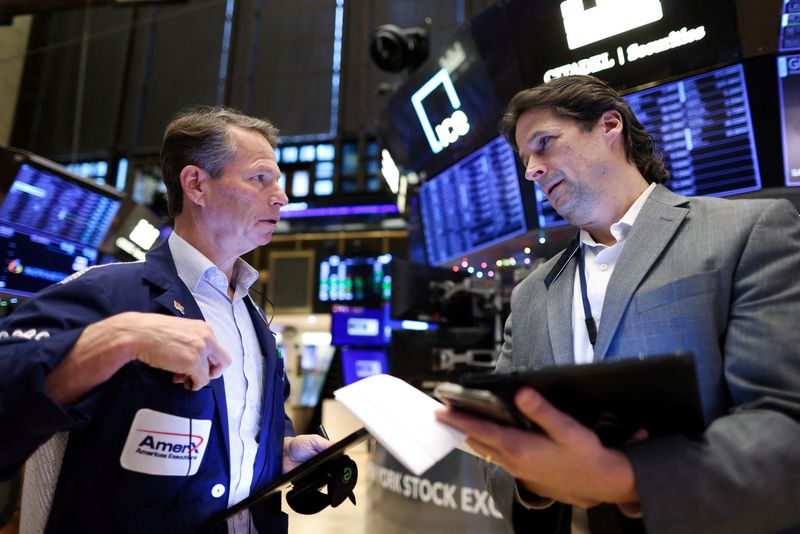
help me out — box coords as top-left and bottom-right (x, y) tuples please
(267, 250), (315, 313)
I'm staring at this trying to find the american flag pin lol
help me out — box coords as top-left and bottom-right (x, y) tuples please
(174, 300), (185, 315)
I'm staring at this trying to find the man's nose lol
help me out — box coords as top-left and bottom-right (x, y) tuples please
(525, 159), (546, 182)
(270, 180), (289, 207)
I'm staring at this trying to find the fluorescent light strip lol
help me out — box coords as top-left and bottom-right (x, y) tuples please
(281, 204), (399, 218)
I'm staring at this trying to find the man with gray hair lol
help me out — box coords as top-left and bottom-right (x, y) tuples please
(0, 106), (329, 533)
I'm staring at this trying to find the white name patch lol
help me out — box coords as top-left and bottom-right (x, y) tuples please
(120, 409), (212, 476)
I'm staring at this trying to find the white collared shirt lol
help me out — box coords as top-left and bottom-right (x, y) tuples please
(169, 232), (264, 534)
(566, 183), (655, 533)
(572, 183), (656, 364)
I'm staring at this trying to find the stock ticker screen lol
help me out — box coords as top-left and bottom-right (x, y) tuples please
(419, 135), (527, 266)
(0, 163), (120, 248)
(625, 64), (761, 197)
(0, 163), (121, 296)
(778, 55), (800, 186)
(318, 254), (392, 307)
(536, 63), (763, 228)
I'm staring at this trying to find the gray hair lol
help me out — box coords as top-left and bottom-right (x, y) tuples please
(159, 105), (280, 216)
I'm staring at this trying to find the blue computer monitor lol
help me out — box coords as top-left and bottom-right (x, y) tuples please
(419, 135), (528, 265)
(318, 254), (392, 307)
(330, 306), (390, 347)
(341, 348), (388, 386)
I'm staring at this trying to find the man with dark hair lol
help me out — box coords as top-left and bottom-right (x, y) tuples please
(0, 106), (329, 533)
(438, 75), (800, 533)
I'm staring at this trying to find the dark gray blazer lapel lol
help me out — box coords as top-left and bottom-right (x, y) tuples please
(546, 238), (580, 366)
(594, 186), (689, 359)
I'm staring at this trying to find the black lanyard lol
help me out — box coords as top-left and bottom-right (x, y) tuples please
(577, 246), (598, 346)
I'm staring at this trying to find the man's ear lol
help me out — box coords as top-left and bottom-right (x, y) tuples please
(599, 109), (624, 148)
(179, 165), (207, 207)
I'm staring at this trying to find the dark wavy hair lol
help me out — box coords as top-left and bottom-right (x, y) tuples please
(160, 106), (279, 217)
(499, 75), (669, 184)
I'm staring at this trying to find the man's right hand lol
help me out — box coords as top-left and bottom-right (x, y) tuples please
(114, 312), (232, 390)
(45, 312), (232, 406)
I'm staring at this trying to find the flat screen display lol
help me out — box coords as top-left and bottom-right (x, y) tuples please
(405, 195), (427, 266)
(507, 0), (742, 91)
(341, 348), (388, 386)
(379, 6), (523, 176)
(330, 306), (390, 347)
(780, 1), (800, 52)
(0, 157), (122, 297)
(778, 55), (800, 185)
(625, 63), (761, 197)
(419, 135), (528, 265)
(0, 163), (120, 248)
(0, 225), (97, 296)
(318, 255), (392, 307)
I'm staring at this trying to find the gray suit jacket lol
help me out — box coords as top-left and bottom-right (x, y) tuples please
(486, 185), (800, 534)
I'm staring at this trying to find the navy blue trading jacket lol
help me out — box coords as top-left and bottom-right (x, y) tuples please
(0, 242), (294, 533)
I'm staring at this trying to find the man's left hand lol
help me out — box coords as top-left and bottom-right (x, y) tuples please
(282, 434), (331, 473)
(435, 386), (640, 508)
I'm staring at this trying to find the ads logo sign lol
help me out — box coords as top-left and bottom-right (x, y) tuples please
(561, 0), (664, 50)
(411, 69), (471, 154)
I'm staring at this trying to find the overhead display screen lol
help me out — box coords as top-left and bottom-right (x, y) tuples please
(0, 163), (120, 248)
(778, 55), (800, 186)
(625, 63), (761, 197)
(420, 135), (527, 265)
(0, 155), (122, 296)
(0, 226), (97, 296)
(318, 254), (392, 307)
(780, 1), (800, 52)
(535, 63), (762, 228)
(379, 6), (523, 176)
(507, 0), (743, 91)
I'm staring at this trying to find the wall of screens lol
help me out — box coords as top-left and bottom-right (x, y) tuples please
(778, 55), (800, 186)
(419, 135), (528, 266)
(379, 0), (800, 265)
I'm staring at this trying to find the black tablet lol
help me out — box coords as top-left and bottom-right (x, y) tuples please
(453, 352), (705, 445)
(196, 427), (369, 531)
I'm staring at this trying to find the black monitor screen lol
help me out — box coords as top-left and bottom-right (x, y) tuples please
(506, 0), (742, 92)
(0, 163), (120, 248)
(405, 195), (427, 266)
(0, 225), (98, 296)
(318, 254), (392, 307)
(779, 55), (800, 186)
(780, 1), (800, 53)
(389, 258), (467, 323)
(379, 6), (523, 176)
(420, 135), (528, 266)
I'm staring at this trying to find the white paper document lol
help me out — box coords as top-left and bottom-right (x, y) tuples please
(334, 374), (466, 475)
